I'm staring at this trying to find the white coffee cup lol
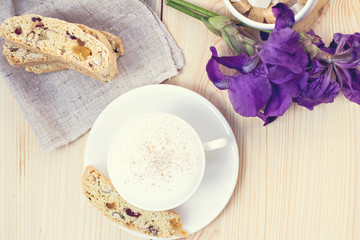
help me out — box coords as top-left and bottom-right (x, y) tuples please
(107, 112), (228, 211)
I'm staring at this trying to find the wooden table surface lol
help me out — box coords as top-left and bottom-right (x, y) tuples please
(1, 0), (359, 239)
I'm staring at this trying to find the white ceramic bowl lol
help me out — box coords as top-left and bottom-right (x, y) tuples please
(222, 0), (318, 31)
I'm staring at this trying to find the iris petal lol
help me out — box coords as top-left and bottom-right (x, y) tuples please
(296, 63), (340, 110)
(264, 83), (293, 117)
(228, 70), (272, 117)
(212, 52), (260, 73)
(338, 67), (360, 105)
(259, 28), (308, 74)
(206, 47), (230, 90)
(272, 3), (295, 30)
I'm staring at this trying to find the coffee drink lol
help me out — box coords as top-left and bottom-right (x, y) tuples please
(108, 112), (205, 211)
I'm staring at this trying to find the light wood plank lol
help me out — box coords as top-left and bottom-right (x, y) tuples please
(162, 0), (360, 239)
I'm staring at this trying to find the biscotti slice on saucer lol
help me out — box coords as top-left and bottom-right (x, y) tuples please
(0, 14), (118, 82)
(81, 166), (188, 238)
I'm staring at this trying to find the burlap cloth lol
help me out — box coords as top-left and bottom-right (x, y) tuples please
(0, 0), (184, 152)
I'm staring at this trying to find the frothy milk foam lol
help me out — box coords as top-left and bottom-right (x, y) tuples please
(108, 112), (204, 210)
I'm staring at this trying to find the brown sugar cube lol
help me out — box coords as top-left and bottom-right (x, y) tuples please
(298, 0), (308, 4)
(280, 0), (296, 4)
(264, 4), (276, 24)
(232, 0), (251, 14)
(248, 7), (265, 23)
(281, 0), (298, 6)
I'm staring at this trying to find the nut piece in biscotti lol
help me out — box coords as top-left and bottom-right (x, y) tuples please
(0, 14), (118, 82)
(81, 166), (188, 238)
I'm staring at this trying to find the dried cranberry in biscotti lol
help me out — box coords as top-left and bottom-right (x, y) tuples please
(14, 27), (22, 35)
(148, 225), (159, 236)
(125, 208), (141, 217)
(9, 47), (19, 52)
(35, 23), (44, 28)
(66, 31), (77, 40)
(31, 17), (42, 22)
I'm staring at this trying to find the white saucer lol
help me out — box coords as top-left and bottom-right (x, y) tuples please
(84, 84), (239, 239)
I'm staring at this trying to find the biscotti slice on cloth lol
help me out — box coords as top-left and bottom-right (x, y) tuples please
(74, 25), (125, 57)
(27, 61), (116, 81)
(74, 23), (115, 56)
(5, 29), (125, 75)
(4, 27), (124, 75)
(29, 31), (124, 74)
(81, 166), (188, 238)
(0, 14), (118, 82)
(3, 25), (124, 68)
(23, 41), (123, 75)
(25, 63), (66, 74)
(3, 41), (56, 66)
(98, 30), (125, 57)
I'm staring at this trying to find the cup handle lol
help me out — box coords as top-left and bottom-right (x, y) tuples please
(202, 137), (229, 152)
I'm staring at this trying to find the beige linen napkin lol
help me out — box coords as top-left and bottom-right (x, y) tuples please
(0, 0), (184, 152)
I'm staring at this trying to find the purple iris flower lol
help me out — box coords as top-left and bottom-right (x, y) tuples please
(296, 32), (360, 107)
(329, 33), (360, 104)
(206, 3), (360, 124)
(295, 59), (341, 110)
(206, 3), (307, 124)
(259, 25), (308, 117)
(206, 47), (271, 117)
(272, 3), (295, 30)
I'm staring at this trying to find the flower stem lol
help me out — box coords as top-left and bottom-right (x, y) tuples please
(166, 1), (204, 20)
(166, 0), (218, 17)
(165, 0), (271, 33)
